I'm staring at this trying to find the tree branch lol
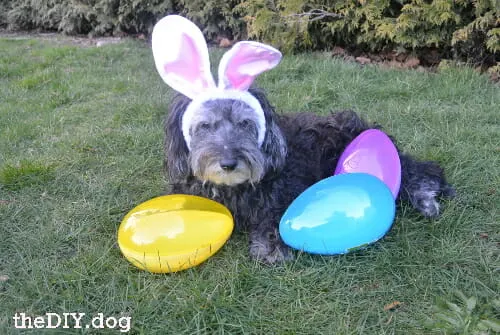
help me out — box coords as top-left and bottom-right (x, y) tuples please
(283, 9), (344, 23)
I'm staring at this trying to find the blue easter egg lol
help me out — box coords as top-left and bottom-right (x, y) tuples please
(279, 173), (396, 255)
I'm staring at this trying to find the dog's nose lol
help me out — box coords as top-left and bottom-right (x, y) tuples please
(220, 159), (238, 171)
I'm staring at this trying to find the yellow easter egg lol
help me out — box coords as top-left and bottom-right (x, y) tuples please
(118, 194), (233, 273)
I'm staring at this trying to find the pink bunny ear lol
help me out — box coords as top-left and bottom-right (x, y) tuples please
(218, 41), (282, 91)
(152, 15), (216, 99)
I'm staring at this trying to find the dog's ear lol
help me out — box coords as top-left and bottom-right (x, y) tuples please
(164, 94), (192, 182)
(249, 88), (287, 173)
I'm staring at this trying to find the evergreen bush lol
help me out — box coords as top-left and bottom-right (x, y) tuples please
(0, 0), (498, 66)
(2, 0), (177, 36)
(239, 0), (499, 64)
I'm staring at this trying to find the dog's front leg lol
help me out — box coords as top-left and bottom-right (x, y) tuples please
(249, 220), (294, 264)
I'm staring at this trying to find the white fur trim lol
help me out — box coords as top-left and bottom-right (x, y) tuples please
(217, 41), (282, 90)
(182, 89), (266, 150)
(151, 15), (216, 99)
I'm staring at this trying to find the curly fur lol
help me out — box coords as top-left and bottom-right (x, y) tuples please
(164, 88), (455, 263)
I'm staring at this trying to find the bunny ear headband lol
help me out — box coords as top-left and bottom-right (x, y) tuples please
(151, 15), (282, 150)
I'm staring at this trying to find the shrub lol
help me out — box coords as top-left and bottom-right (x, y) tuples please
(2, 0), (178, 36)
(0, 0), (498, 66)
(100, 0), (179, 35)
(178, 0), (246, 41)
(239, 0), (499, 64)
(235, 0), (313, 52)
(0, 1), (13, 28)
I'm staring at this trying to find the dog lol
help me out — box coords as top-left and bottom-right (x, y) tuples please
(163, 87), (455, 263)
(151, 15), (455, 264)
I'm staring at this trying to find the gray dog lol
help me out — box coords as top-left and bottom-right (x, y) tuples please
(163, 88), (455, 263)
(152, 15), (455, 263)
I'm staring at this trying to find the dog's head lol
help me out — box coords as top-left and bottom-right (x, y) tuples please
(165, 88), (287, 186)
(152, 15), (286, 186)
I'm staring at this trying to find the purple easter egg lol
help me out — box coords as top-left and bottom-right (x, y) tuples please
(334, 129), (401, 198)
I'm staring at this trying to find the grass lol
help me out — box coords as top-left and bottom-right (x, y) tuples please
(0, 37), (499, 334)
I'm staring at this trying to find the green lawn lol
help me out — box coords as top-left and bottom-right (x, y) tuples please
(0, 38), (499, 334)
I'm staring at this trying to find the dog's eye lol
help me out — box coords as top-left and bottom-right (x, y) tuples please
(238, 119), (252, 128)
(198, 122), (211, 131)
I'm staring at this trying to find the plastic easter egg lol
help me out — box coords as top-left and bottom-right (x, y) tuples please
(279, 173), (395, 255)
(334, 129), (401, 198)
(118, 195), (233, 273)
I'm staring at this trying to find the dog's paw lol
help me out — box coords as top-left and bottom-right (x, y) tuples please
(249, 229), (294, 264)
(411, 188), (441, 218)
(407, 180), (455, 218)
(399, 157), (455, 218)
(250, 242), (294, 264)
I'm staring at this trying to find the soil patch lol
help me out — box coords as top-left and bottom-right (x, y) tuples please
(0, 29), (130, 47)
